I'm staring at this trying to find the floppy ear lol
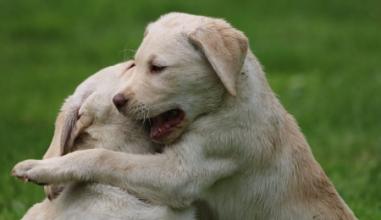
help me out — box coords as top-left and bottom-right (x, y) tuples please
(43, 103), (93, 159)
(43, 107), (77, 159)
(63, 113), (93, 154)
(188, 21), (248, 96)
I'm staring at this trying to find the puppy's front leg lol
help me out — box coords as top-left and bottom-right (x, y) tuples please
(13, 143), (237, 208)
(12, 149), (102, 185)
(96, 148), (238, 207)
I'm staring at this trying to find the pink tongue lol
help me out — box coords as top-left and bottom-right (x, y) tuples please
(149, 112), (184, 140)
(150, 117), (173, 140)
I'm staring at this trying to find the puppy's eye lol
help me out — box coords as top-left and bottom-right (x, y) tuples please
(127, 63), (136, 70)
(150, 64), (166, 74)
(123, 62), (135, 75)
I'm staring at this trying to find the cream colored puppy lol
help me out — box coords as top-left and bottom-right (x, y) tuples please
(13, 13), (356, 220)
(19, 62), (194, 220)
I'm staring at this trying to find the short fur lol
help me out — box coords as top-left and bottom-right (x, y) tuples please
(19, 62), (194, 220)
(13, 13), (356, 220)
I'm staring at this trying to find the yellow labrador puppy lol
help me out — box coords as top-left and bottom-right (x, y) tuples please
(13, 13), (356, 220)
(19, 62), (194, 220)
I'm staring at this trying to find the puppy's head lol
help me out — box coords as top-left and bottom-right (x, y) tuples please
(114, 13), (248, 144)
(67, 89), (153, 154)
(44, 62), (138, 159)
(43, 62), (153, 199)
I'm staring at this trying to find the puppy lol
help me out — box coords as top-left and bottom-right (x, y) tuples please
(13, 13), (357, 220)
(19, 62), (194, 220)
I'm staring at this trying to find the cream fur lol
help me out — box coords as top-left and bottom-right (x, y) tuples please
(20, 62), (194, 220)
(13, 13), (356, 220)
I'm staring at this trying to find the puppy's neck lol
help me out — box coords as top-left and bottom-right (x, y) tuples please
(225, 50), (288, 128)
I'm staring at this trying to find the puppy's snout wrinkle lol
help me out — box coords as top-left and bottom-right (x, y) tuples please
(113, 93), (128, 110)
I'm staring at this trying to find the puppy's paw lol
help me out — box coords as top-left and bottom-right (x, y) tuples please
(12, 159), (51, 185)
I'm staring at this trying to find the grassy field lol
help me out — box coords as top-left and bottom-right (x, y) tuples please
(1, 0), (380, 219)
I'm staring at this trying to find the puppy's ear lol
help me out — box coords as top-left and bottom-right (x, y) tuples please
(43, 102), (93, 159)
(63, 112), (93, 154)
(189, 21), (248, 96)
(42, 108), (77, 159)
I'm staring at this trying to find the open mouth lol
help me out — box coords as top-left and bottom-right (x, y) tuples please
(144, 109), (185, 141)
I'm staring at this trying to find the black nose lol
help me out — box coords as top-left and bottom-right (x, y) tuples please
(113, 93), (128, 110)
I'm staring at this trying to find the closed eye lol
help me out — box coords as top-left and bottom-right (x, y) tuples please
(123, 62), (135, 75)
(127, 62), (136, 70)
(150, 64), (167, 74)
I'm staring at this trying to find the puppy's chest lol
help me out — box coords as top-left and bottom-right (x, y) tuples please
(203, 176), (263, 220)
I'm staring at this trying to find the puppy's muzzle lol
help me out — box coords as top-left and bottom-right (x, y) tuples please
(113, 93), (128, 111)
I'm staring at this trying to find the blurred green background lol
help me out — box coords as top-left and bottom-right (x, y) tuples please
(1, 0), (380, 219)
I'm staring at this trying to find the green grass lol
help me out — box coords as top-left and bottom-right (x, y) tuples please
(1, 0), (380, 219)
